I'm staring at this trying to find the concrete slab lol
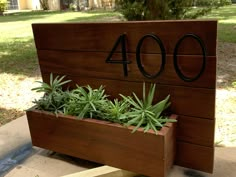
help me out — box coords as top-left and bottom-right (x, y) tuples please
(0, 116), (32, 176)
(0, 116), (31, 160)
(5, 148), (100, 177)
(62, 166), (136, 177)
(6, 146), (235, 177)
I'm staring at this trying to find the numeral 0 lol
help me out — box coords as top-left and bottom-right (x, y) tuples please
(174, 34), (206, 82)
(106, 33), (206, 82)
(136, 34), (166, 79)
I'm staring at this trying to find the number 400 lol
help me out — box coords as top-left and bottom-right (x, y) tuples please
(105, 33), (206, 82)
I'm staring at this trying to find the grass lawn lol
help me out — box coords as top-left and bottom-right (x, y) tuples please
(0, 10), (123, 76)
(0, 7), (235, 146)
(200, 5), (236, 43)
(0, 10), (124, 125)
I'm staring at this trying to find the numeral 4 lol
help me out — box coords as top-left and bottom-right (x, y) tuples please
(106, 34), (131, 76)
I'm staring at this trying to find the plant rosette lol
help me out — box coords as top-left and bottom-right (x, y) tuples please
(30, 73), (176, 134)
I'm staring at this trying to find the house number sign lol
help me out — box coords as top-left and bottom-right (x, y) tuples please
(106, 33), (207, 82)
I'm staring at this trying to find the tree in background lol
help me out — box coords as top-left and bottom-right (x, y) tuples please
(39, 0), (49, 10)
(115, 0), (232, 20)
(0, 0), (8, 15)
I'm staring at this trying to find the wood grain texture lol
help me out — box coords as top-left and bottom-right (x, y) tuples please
(37, 50), (216, 88)
(27, 110), (177, 177)
(176, 116), (215, 147)
(176, 141), (214, 173)
(32, 21), (217, 56)
(31, 21), (217, 173)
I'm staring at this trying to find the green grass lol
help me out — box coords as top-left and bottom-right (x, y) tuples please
(200, 5), (236, 43)
(0, 10), (124, 125)
(0, 10), (123, 76)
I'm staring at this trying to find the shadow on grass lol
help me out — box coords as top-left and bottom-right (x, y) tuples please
(0, 107), (24, 126)
(218, 23), (236, 43)
(0, 37), (39, 77)
(0, 10), (122, 23)
(217, 42), (236, 89)
(203, 5), (236, 21)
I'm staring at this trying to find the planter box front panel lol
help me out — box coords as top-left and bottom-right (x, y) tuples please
(27, 110), (176, 177)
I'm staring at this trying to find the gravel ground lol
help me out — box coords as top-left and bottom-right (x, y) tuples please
(215, 42), (236, 146)
(0, 72), (42, 126)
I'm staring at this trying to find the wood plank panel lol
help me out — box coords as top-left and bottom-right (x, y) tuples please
(176, 141), (214, 173)
(37, 50), (216, 88)
(41, 73), (215, 119)
(176, 116), (215, 147)
(32, 21), (217, 56)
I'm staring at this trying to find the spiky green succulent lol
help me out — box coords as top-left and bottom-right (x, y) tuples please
(120, 83), (175, 134)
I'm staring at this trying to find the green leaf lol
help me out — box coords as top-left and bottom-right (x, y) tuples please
(120, 94), (141, 109)
(144, 123), (150, 133)
(152, 95), (170, 114)
(149, 121), (158, 135)
(126, 115), (141, 126)
(50, 73), (53, 86)
(132, 117), (145, 133)
(146, 84), (156, 107)
(132, 93), (143, 108)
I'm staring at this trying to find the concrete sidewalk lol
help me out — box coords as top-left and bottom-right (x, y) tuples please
(0, 116), (236, 177)
(0, 116), (32, 176)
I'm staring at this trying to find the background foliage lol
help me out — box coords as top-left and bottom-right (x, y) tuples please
(115, 0), (232, 20)
(39, 0), (49, 10)
(0, 0), (8, 12)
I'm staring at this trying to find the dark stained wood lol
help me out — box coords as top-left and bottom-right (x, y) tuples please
(31, 21), (217, 173)
(176, 116), (215, 147)
(32, 21), (217, 56)
(164, 119), (177, 176)
(37, 50), (216, 88)
(27, 110), (177, 177)
(176, 142), (214, 173)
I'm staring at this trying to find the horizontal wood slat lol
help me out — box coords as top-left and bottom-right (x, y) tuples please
(176, 141), (214, 173)
(32, 21), (217, 56)
(38, 50), (216, 88)
(176, 116), (215, 147)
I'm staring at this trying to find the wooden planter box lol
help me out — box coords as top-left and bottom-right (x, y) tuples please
(27, 109), (177, 177)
